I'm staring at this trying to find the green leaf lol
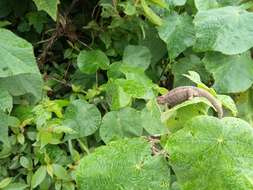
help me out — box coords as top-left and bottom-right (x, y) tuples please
(217, 94), (238, 116)
(39, 176), (52, 190)
(44, 99), (69, 118)
(0, 89), (12, 113)
(148, 0), (167, 8)
(203, 52), (253, 93)
(119, 1), (137, 16)
(106, 67), (156, 110)
(52, 164), (71, 180)
(235, 89), (253, 125)
(138, 26), (167, 65)
(105, 80), (132, 110)
(158, 12), (195, 59)
(161, 98), (212, 132)
(62, 182), (75, 190)
(77, 50), (110, 74)
(194, 0), (219, 10)
(171, 55), (210, 87)
(63, 99), (101, 139)
(99, 107), (143, 143)
(122, 45), (152, 70)
(194, 0), (242, 10)
(0, 28), (43, 103)
(31, 166), (47, 189)
(38, 126), (62, 147)
(0, 111), (19, 146)
(119, 66), (156, 99)
(182, 71), (205, 87)
(0, 21), (11, 28)
(167, 0), (187, 6)
(76, 138), (170, 190)
(141, 99), (168, 135)
(20, 156), (32, 170)
(115, 79), (151, 99)
(165, 116), (253, 190)
(0, 178), (12, 189)
(2, 183), (28, 190)
(32, 0), (59, 21)
(107, 61), (124, 79)
(141, 0), (163, 26)
(194, 6), (253, 55)
(55, 181), (61, 190)
(182, 71), (217, 95)
(26, 11), (48, 33)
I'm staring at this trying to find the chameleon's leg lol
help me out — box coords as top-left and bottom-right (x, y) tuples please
(187, 89), (194, 100)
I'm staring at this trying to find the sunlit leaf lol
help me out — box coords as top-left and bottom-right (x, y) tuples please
(194, 6), (253, 54)
(76, 138), (170, 190)
(165, 116), (253, 189)
(158, 12), (195, 59)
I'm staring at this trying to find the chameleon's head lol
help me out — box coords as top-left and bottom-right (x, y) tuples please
(156, 95), (167, 104)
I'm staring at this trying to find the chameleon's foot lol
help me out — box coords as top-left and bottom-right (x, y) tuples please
(188, 95), (193, 100)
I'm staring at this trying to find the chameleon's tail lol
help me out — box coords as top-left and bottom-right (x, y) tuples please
(197, 88), (223, 119)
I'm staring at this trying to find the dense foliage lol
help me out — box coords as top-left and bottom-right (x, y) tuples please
(0, 0), (253, 189)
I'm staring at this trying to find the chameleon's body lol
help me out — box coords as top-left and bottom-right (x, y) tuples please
(156, 86), (223, 118)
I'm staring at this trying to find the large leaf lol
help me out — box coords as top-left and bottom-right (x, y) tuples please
(158, 13), (195, 59)
(0, 89), (12, 113)
(32, 0), (59, 21)
(77, 50), (110, 74)
(0, 28), (43, 103)
(171, 55), (210, 87)
(194, 6), (253, 55)
(141, 99), (168, 135)
(203, 52), (253, 93)
(122, 45), (152, 70)
(194, 0), (242, 10)
(63, 99), (101, 139)
(165, 116), (253, 190)
(76, 138), (170, 190)
(99, 107), (143, 143)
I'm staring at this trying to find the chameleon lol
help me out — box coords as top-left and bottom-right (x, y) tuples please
(156, 86), (223, 118)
